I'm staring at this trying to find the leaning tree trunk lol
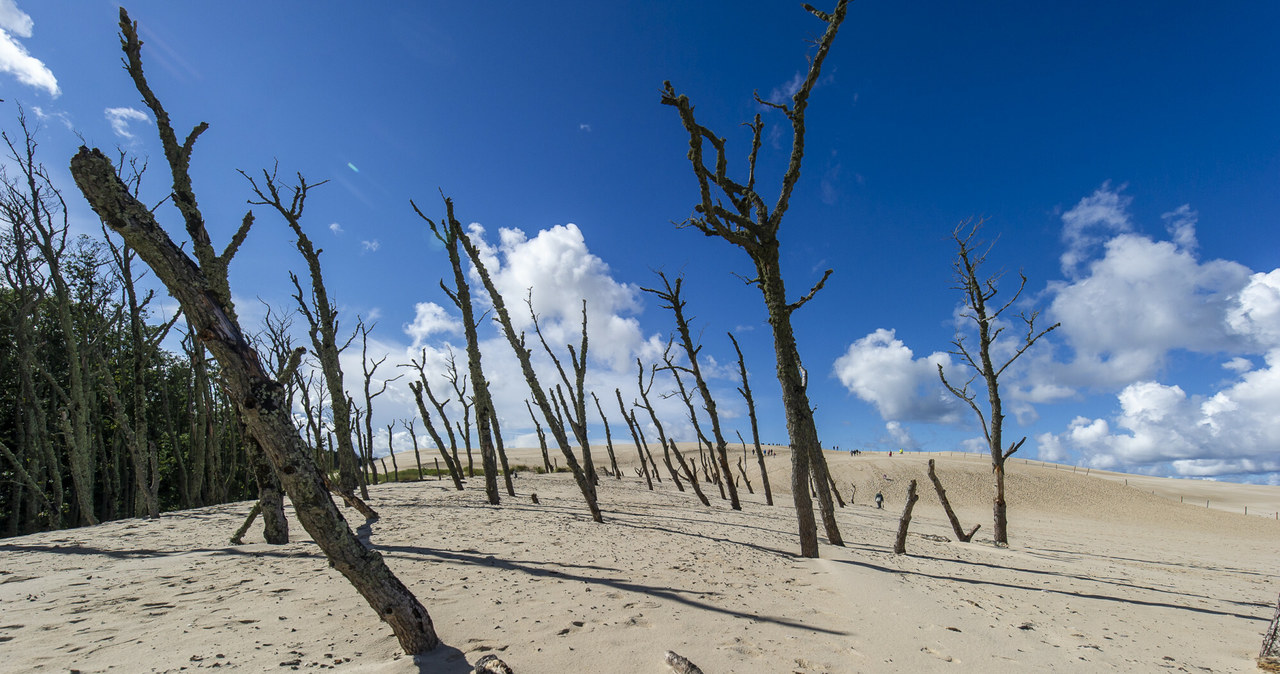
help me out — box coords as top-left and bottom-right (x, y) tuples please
(71, 24), (438, 650)
(73, 145), (437, 654)
(928, 459), (979, 542)
(893, 479), (920, 555)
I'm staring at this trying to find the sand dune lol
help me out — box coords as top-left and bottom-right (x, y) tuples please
(2, 447), (1277, 672)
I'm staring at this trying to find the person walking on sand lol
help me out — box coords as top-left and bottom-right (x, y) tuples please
(875, 491), (884, 509)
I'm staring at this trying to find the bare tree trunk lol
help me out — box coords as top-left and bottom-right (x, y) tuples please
(402, 419), (424, 481)
(669, 439), (710, 507)
(488, 405), (515, 497)
(70, 13), (437, 651)
(635, 359), (685, 491)
(645, 272), (740, 508)
(406, 368), (465, 489)
(729, 333), (772, 506)
(893, 480), (920, 555)
(451, 205), (601, 522)
(660, 0), (849, 556)
(617, 389), (653, 490)
(415, 201), (500, 504)
(928, 459), (979, 542)
(591, 392), (621, 479)
(526, 400), (553, 474)
(937, 220), (1057, 546)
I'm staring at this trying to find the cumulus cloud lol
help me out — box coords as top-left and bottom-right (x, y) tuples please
(833, 328), (961, 424)
(105, 107), (150, 139)
(1048, 222), (1254, 388)
(476, 222), (658, 371)
(1059, 182), (1133, 277)
(0, 0), (57, 97)
(361, 239), (380, 252)
(329, 222), (344, 235)
(884, 421), (918, 450)
(1039, 351), (1280, 479)
(404, 301), (461, 350)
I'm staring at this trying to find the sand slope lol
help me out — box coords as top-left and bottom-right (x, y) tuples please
(2, 448), (1277, 673)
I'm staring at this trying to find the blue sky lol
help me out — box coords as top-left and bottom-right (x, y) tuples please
(4, 1), (1278, 483)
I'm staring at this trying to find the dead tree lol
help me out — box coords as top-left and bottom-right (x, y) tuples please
(246, 170), (371, 510)
(591, 392), (621, 479)
(645, 272), (740, 508)
(660, 0), (849, 557)
(668, 438), (710, 507)
(617, 389), (653, 489)
(662, 358), (721, 502)
(414, 198), (501, 504)
(631, 408), (662, 483)
(402, 418), (424, 480)
(530, 297), (600, 493)
(729, 332), (772, 505)
(451, 206), (601, 522)
(69, 9), (437, 653)
(634, 358), (685, 490)
(357, 321), (402, 485)
(405, 351), (465, 490)
(937, 219), (1059, 546)
(735, 432), (754, 494)
(893, 479), (920, 555)
(927, 459), (979, 542)
(526, 399), (553, 473)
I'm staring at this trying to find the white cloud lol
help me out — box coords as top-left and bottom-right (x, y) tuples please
(1040, 349), (1280, 479)
(1226, 269), (1280, 350)
(329, 222), (344, 235)
(0, 0), (58, 97)
(31, 105), (72, 130)
(833, 328), (961, 424)
(361, 239), (380, 252)
(404, 301), (461, 350)
(1223, 357), (1253, 374)
(578, 123), (592, 132)
(105, 107), (150, 139)
(1059, 182), (1132, 277)
(1048, 231), (1253, 388)
(1161, 204), (1198, 253)
(479, 222), (658, 371)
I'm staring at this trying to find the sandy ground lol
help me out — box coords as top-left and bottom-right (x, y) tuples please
(2, 445), (1278, 673)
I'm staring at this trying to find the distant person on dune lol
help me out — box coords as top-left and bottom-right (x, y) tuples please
(875, 491), (884, 509)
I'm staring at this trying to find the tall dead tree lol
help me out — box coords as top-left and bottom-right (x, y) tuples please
(937, 219), (1059, 546)
(245, 169), (371, 511)
(662, 356), (721, 502)
(69, 9), (437, 653)
(729, 332), (771, 506)
(645, 272), (740, 509)
(660, 0), (848, 557)
(413, 198), (500, 504)
(451, 206), (601, 522)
